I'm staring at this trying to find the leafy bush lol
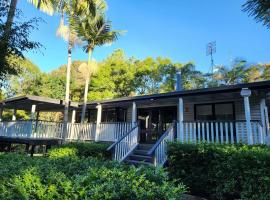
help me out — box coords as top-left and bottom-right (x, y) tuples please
(48, 142), (111, 159)
(167, 142), (270, 200)
(0, 153), (186, 200)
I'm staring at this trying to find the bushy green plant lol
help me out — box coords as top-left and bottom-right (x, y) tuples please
(0, 153), (186, 200)
(167, 142), (270, 200)
(48, 142), (111, 159)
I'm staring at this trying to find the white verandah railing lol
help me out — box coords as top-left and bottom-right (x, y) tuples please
(0, 120), (135, 142)
(0, 120), (63, 139)
(107, 124), (139, 162)
(95, 122), (135, 142)
(179, 120), (265, 144)
(66, 123), (96, 141)
(147, 122), (175, 167)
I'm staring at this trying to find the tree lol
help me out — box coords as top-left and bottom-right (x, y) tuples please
(133, 57), (163, 95)
(213, 59), (248, 85)
(88, 49), (136, 100)
(29, 0), (100, 140)
(261, 63), (270, 79)
(5, 58), (43, 97)
(243, 0), (270, 28)
(0, 2), (41, 85)
(73, 4), (121, 123)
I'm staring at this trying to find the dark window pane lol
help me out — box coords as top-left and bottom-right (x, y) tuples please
(215, 103), (234, 120)
(196, 105), (213, 120)
(89, 109), (97, 123)
(117, 108), (127, 122)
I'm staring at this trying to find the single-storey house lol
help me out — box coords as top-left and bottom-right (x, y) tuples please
(0, 79), (270, 165)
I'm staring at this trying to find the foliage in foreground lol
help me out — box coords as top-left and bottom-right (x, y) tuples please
(0, 152), (186, 200)
(167, 142), (270, 200)
(48, 142), (111, 159)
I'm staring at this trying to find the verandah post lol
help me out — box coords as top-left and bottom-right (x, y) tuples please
(260, 99), (267, 142)
(178, 97), (184, 142)
(0, 107), (3, 122)
(12, 109), (16, 121)
(35, 111), (40, 134)
(241, 88), (253, 145)
(71, 109), (76, 123)
(95, 104), (102, 142)
(30, 104), (36, 120)
(131, 102), (137, 126)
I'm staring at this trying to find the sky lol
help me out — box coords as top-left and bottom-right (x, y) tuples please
(17, 0), (270, 73)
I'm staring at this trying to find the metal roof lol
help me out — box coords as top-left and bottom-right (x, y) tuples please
(1, 81), (270, 110)
(82, 80), (270, 106)
(0, 95), (79, 111)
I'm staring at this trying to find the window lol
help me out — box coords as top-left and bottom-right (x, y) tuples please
(101, 108), (127, 122)
(195, 103), (234, 121)
(88, 109), (97, 123)
(195, 104), (213, 120)
(215, 103), (234, 120)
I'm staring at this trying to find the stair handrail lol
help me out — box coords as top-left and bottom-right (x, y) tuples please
(147, 121), (176, 156)
(107, 122), (137, 151)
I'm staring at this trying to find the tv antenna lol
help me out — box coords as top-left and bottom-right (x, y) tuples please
(206, 41), (216, 80)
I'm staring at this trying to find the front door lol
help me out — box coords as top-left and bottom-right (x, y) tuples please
(138, 106), (177, 143)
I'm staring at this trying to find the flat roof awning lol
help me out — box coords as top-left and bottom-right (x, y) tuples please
(0, 95), (79, 112)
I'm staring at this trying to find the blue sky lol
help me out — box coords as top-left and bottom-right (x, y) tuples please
(18, 0), (270, 73)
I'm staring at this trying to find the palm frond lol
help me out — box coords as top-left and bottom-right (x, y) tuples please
(71, 12), (123, 52)
(27, 0), (56, 15)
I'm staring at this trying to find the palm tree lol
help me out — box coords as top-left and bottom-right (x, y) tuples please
(27, 0), (100, 141)
(242, 0), (270, 28)
(72, 12), (121, 123)
(214, 59), (247, 85)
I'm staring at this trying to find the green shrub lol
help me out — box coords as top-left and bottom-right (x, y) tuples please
(48, 142), (111, 159)
(0, 153), (186, 200)
(167, 142), (270, 200)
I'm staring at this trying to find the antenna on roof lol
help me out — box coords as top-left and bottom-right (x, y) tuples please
(206, 41), (216, 80)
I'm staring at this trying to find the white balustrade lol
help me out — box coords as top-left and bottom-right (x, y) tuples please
(0, 121), (33, 137)
(96, 122), (135, 142)
(109, 126), (139, 162)
(67, 123), (96, 140)
(179, 121), (265, 144)
(33, 121), (63, 139)
(0, 120), (63, 139)
(152, 125), (174, 166)
(0, 120), (136, 142)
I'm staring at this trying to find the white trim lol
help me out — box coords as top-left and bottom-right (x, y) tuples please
(95, 104), (102, 141)
(178, 98), (184, 142)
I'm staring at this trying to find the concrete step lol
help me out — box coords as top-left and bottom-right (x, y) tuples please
(136, 144), (154, 150)
(125, 159), (153, 166)
(133, 149), (149, 156)
(129, 154), (152, 162)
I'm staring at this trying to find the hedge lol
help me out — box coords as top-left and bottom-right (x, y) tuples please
(167, 142), (270, 200)
(48, 142), (111, 159)
(0, 152), (186, 199)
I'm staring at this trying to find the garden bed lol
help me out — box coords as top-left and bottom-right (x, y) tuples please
(167, 142), (270, 200)
(0, 142), (186, 199)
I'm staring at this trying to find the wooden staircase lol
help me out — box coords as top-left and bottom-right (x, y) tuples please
(125, 143), (154, 166)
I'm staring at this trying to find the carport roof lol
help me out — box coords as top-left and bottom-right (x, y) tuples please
(0, 95), (79, 111)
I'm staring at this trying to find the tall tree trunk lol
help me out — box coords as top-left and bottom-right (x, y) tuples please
(1, 0), (17, 55)
(80, 49), (93, 123)
(62, 38), (73, 142)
